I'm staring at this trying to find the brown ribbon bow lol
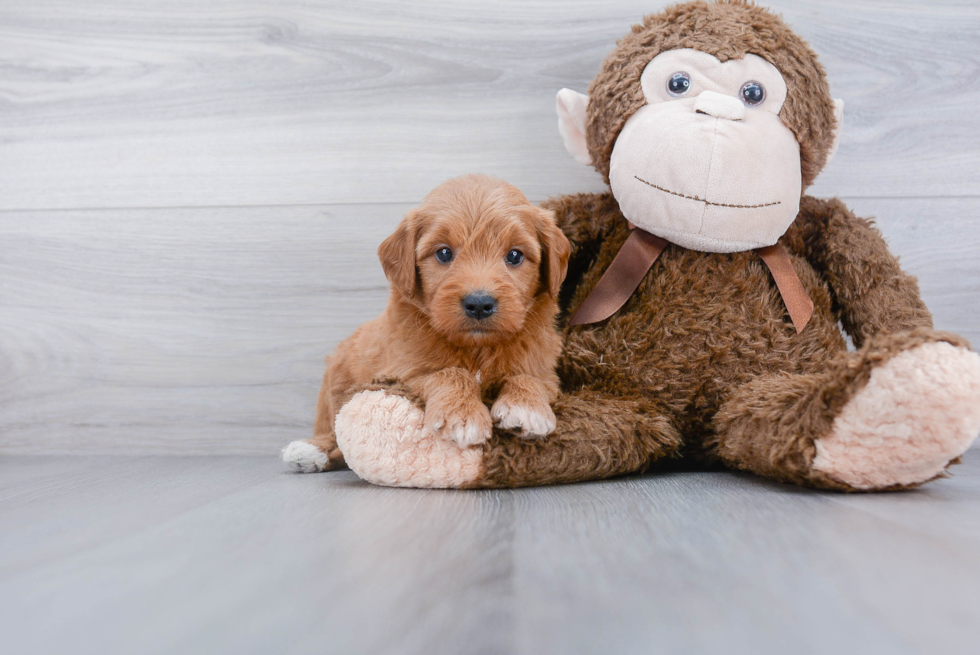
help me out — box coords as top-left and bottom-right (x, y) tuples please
(568, 227), (813, 334)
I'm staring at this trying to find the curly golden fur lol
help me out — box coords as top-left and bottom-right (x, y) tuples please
(305, 174), (570, 467)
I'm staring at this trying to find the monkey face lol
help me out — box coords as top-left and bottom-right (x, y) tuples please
(608, 49), (802, 253)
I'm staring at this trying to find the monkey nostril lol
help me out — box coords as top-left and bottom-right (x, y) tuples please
(462, 292), (497, 321)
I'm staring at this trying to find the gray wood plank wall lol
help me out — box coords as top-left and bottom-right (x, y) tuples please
(2, 1), (978, 454)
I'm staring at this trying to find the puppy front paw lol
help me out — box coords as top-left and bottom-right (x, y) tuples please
(425, 398), (493, 448)
(491, 398), (557, 438)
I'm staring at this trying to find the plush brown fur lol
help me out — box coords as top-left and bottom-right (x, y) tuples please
(465, 190), (944, 490)
(450, 1), (954, 491)
(306, 174), (570, 467)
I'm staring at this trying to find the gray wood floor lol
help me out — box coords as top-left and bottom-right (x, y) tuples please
(2, 453), (980, 655)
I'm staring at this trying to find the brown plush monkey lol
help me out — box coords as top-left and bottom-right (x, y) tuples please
(325, 0), (980, 491)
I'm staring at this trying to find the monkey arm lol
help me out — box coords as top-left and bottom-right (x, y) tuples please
(541, 190), (620, 254)
(787, 195), (932, 348)
(541, 192), (619, 314)
(334, 383), (683, 489)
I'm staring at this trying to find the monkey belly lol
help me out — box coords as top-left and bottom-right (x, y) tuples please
(561, 246), (846, 432)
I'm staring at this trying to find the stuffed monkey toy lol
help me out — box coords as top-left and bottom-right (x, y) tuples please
(312, 0), (980, 491)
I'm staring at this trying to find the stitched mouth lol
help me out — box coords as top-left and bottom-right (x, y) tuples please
(634, 175), (780, 209)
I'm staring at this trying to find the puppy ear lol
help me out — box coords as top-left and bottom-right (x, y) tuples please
(378, 210), (420, 298)
(535, 207), (571, 299)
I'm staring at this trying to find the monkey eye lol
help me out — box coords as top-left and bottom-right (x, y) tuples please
(435, 247), (454, 263)
(505, 249), (524, 266)
(740, 81), (766, 106)
(667, 71), (691, 97)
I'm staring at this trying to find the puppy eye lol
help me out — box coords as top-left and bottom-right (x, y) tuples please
(740, 81), (766, 106)
(505, 249), (524, 266)
(667, 71), (691, 97)
(435, 247), (454, 263)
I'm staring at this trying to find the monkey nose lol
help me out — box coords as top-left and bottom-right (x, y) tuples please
(694, 90), (745, 121)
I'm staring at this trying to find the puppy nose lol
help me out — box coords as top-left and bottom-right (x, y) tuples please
(462, 292), (497, 320)
(694, 90), (745, 121)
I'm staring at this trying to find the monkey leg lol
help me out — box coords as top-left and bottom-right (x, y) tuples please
(712, 329), (980, 491)
(334, 386), (682, 489)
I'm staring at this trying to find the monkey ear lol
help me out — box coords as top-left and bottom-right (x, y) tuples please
(824, 99), (845, 167)
(535, 207), (571, 299)
(378, 210), (420, 299)
(556, 89), (592, 166)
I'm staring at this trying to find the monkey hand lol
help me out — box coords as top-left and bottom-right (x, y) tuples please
(334, 389), (483, 488)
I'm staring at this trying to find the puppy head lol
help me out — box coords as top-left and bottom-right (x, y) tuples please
(378, 174), (570, 345)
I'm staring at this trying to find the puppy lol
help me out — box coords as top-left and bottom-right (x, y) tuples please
(282, 174), (571, 472)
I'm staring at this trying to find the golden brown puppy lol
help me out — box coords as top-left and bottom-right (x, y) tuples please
(281, 174), (571, 472)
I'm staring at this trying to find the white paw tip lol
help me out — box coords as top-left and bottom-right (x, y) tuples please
(492, 402), (557, 438)
(281, 440), (328, 473)
(446, 419), (490, 448)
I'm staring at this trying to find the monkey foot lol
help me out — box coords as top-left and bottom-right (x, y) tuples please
(334, 390), (483, 488)
(812, 342), (980, 490)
